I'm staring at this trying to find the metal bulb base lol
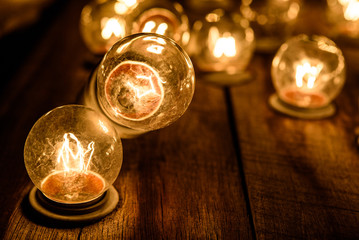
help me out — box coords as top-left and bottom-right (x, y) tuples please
(28, 185), (119, 223)
(269, 93), (336, 119)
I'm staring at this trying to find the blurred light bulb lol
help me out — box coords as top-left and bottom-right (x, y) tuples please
(188, 9), (255, 84)
(269, 34), (346, 119)
(81, 33), (195, 138)
(24, 105), (123, 220)
(327, 0), (359, 40)
(80, 0), (190, 55)
(240, 0), (301, 52)
(80, 0), (134, 55)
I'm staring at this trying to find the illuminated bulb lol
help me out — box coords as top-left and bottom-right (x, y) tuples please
(269, 34), (346, 119)
(81, 33), (195, 138)
(24, 105), (123, 221)
(131, 0), (190, 48)
(327, 0), (359, 39)
(80, 0), (135, 55)
(189, 9), (255, 84)
(80, 0), (190, 55)
(240, 0), (301, 52)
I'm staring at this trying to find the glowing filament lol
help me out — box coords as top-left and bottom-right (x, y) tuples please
(212, 33), (237, 58)
(115, 0), (137, 14)
(142, 21), (156, 32)
(57, 133), (95, 172)
(101, 18), (124, 39)
(142, 21), (168, 35)
(156, 23), (168, 35)
(127, 75), (160, 99)
(339, 0), (359, 21)
(295, 62), (323, 89)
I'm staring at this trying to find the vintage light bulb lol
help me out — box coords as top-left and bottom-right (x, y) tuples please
(327, 0), (359, 41)
(240, 0), (301, 52)
(24, 105), (123, 221)
(130, 0), (190, 48)
(269, 34), (346, 119)
(80, 0), (190, 55)
(82, 33), (195, 138)
(80, 0), (135, 55)
(189, 9), (255, 85)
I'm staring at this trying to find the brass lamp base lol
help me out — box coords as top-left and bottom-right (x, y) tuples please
(28, 185), (119, 223)
(269, 93), (336, 119)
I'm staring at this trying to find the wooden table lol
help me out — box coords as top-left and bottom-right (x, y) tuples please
(1, 0), (359, 239)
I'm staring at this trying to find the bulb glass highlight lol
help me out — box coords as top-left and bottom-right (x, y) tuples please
(24, 105), (123, 204)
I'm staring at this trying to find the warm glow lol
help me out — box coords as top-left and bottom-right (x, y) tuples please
(156, 23), (168, 35)
(142, 21), (169, 35)
(57, 133), (94, 172)
(142, 21), (156, 32)
(213, 34), (237, 58)
(101, 17), (125, 40)
(339, 0), (359, 21)
(147, 45), (165, 54)
(115, 0), (137, 14)
(295, 61), (323, 89)
(127, 75), (161, 99)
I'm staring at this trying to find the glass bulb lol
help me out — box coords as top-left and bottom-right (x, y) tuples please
(80, 0), (134, 55)
(80, 0), (190, 55)
(240, 0), (301, 52)
(271, 34), (346, 109)
(96, 33), (195, 132)
(130, 0), (190, 48)
(24, 105), (123, 204)
(189, 9), (255, 74)
(327, 0), (359, 39)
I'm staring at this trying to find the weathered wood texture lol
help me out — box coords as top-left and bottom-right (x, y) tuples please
(230, 30), (359, 240)
(0, 0), (252, 239)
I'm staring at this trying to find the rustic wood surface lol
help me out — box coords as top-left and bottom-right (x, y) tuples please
(1, 0), (359, 239)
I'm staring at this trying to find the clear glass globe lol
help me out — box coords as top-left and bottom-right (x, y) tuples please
(189, 9), (255, 73)
(96, 33), (195, 131)
(24, 105), (123, 204)
(130, 0), (190, 48)
(80, 0), (190, 55)
(80, 0), (134, 55)
(240, 0), (301, 52)
(326, 0), (359, 38)
(271, 34), (346, 108)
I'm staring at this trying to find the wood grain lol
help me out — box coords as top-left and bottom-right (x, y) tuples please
(230, 52), (359, 239)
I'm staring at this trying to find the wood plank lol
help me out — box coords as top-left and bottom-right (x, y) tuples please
(78, 80), (253, 239)
(230, 50), (359, 238)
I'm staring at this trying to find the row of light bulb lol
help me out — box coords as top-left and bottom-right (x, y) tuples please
(23, 0), (348, 221)
(24, 32), (195, 213)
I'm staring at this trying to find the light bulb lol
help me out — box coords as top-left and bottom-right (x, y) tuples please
(80, 0), (190, 55)
(130, 0), (190, 48)
(82, 33), (195, 138)
(326, 0), (359, 40)
(269, 34), (346, 119)
(24, 105), (123, 205)
(240, 0), (301, 52)
(189, 9), (255, 84)
(80, 0), (133, 55)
